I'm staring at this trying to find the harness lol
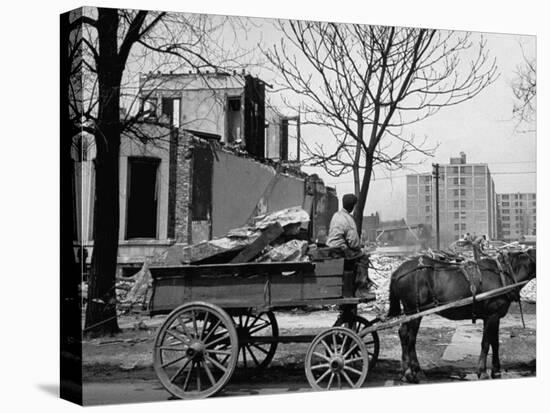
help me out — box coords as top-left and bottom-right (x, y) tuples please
(395, 250), (533, 323)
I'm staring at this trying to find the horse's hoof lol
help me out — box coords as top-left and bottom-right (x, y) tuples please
(491, 371), (501, 379)
(478, 372), (490, 380)
(403, 369), (419, 383)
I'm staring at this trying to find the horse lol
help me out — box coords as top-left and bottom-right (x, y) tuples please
(388, 248), (536, 383)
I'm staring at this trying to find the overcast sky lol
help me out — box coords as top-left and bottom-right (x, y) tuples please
(219, 19), (536, 220)
(271, 28), (536, 220)
(124, 15), (536, 221)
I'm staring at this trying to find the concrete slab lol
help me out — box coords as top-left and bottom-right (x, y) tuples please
(441, 324), (483, 361)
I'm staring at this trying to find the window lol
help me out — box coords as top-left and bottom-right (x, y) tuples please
(126, 157), (160, 239)
(142, 97), (158, 119)
(502, 194), (509, 200)
(424, 185), (430, 192)
(502, 223), (510, 228)
(454, 200), (459, 208)
(161, 97), (181, 127)
(454, 212), (460, 219)
(226, 96), (242, 143)
(425, 195), (430, 202)
(502, 216), (510, 221)
(461, 223), (466, 230)
(501, 209), (510, 214)
(454, 189), (459, 196)
(502, 202), (510, 207)
(454, 223), (460, 230)
(425, 205), (431, 212)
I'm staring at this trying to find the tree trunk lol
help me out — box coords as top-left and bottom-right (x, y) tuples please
(354, 152), (374, 234)
(84, 9), (123, 336)
(60, 12), (83, 402)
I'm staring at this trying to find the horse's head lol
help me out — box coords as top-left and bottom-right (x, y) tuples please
(506, 248), (536, 283)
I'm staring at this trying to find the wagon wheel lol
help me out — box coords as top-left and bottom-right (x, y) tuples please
(233, 311), (278, 369)
(153, 302), (239, 399)
(334, 315), (380, 370)
(305, 327), (369, 391)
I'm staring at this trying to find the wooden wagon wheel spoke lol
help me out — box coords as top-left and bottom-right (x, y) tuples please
(334, 315), (380, 370)
(343, 365), (363, 376)
(205, 348), (232, 356)
(205, 333), (230, 348)
(241, 346), (248, 368)
(199, 311), (209, 340)
(341, 370), (355, 387)
(233, 311), (278, 370)
(305, 327), (369, 391)
(315, 368), (332, 384)
(245, 346), (261, 366)
(202, 319), (222, 343)
(345, 357), (364, 364)
(177, 316), (194, 338)
(153, 302), (238, 400)
(249, 343), (270, 355)
(312, 351), (332, 363)
(342, 342), (359, 359)
(165, 329), (190, 345)
(204, 355), (228, 373)
(320, 339), (334, 356)
(169, 358), (192, 383)
(326, 373), (335, 390)
(248, 322), (271, 335)
(202, 359), (216, 386)
(310, 363), (330, 370)
(161, 354), (188, 369)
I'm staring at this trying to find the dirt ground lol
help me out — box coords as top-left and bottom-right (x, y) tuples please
(81, 302), (536, 405)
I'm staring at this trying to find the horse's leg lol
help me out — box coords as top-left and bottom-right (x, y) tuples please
(489, 316), (502, 379)
(408, 317), (423, 382)
(398, 323), (413, 382)
(477, 318), (491, 379)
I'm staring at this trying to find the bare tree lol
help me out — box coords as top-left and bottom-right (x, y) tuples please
(65, 7), (248, 336)
(265, 22), (498, 230)
(512, 47), (536, 130)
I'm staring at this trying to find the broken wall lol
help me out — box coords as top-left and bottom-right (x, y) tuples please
(210, 150), (306, 237)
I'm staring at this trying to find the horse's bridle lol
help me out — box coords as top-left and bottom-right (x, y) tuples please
(495, 248), (535, 286)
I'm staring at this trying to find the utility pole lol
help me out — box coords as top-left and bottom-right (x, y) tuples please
(432, 163), (440, 250)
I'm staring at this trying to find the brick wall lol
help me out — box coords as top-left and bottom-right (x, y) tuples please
(173, 131), (193, 243)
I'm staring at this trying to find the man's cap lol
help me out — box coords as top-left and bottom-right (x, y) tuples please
(342, 193), (358, 210)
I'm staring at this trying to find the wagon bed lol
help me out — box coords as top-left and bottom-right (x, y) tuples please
(149, 258), (362, 314)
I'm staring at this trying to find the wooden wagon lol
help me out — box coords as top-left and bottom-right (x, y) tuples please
(148, 258), (380, 399)
(148, 255), (529, 399)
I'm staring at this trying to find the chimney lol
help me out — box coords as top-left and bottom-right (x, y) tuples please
(460, 151), (466, 164)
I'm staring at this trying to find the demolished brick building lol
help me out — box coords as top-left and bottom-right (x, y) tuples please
(74, 71), (338, 273)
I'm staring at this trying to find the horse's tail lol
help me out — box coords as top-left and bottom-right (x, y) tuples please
(388, 277), (402, 318)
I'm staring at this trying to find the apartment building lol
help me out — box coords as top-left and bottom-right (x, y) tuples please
(496, 193), (536, 242)
(406, 152), (498, 248)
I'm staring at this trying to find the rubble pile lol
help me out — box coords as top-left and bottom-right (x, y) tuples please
(363, 254), (404, 314)
(520, 279), (536, 303)
(166, 206), (311, 265)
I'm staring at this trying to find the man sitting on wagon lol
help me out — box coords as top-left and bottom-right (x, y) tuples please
(327, 193), (375, 299)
